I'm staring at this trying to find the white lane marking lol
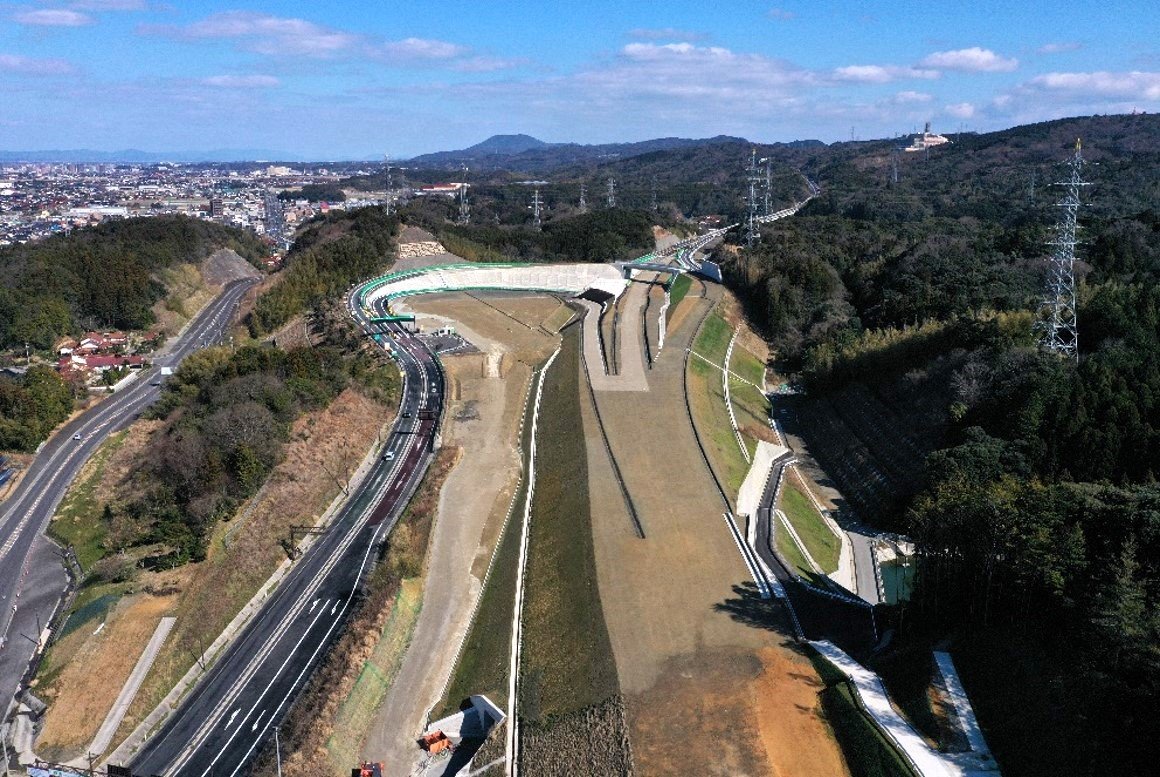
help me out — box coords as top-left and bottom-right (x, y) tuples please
(226, 710), (239, 729)
(309, 599), (319, 613)
(330, 600), (339, 615)
(250, 709), (264, 731)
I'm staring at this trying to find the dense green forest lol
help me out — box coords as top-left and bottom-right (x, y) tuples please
(722, 113), (1160, 775)
(0, 366), (75, 452)
(0, 215), (266, 351)
(248, 205), (399, 335)
(399, 197), (657, 263)
(122, 332), (398, 567)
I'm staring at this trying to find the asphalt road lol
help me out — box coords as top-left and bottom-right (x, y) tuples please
(129, 291), (444, 777)
(0, 278), (257, 721)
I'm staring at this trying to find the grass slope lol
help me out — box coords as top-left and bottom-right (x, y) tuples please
(520, 327), (619, 723)
(780, 480), (841, 573)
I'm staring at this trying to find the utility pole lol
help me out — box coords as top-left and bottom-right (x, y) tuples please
(1037, 138), (1089, 360)
(744, 148), (761, 248)
(457, 164), (470, 225)
(650, 176), (658, 212)
(578, 183), (587, 213)
(275, 728), (283, 777)
(606, 177), (616, 208)
(530, 188), (543, 229)
(891, 146), (900, 185)
(1029, 168), (1036, 206)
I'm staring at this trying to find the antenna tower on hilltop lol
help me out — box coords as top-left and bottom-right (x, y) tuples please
(606, 177), (616, 208)
(744, 148), (762, 248)
(457, 164), (470, 225)
(1037, 139), (1089, 360)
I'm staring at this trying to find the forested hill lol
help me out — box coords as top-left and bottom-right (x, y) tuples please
(720, 111), (1160, 776)
(0, 216), (266, 350)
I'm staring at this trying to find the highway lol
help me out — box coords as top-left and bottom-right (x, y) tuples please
(0, 278), (257, 721)
(129, 289), (444, 776)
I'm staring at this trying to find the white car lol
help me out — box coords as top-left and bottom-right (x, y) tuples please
(72, 433), (82, 441)
(382, 450), (395, 461)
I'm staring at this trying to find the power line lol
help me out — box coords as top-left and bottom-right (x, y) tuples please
(1037, 138), (1089, 360)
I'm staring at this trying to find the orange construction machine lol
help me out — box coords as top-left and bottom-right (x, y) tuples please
(353, 761), (384, 777)
(419, 730), (453, 755)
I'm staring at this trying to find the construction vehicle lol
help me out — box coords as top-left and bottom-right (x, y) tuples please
(352, 761), (384, 777)
(419, 730), (453, 755)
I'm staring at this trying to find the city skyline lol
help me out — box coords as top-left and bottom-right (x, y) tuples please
(2, 0), (1159, 158)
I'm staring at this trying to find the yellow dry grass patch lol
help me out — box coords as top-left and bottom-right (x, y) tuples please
(36, 592), (178, 760)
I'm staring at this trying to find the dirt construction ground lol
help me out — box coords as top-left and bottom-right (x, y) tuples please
(360, 293), (561, 775)
(583, 281), (849, 775)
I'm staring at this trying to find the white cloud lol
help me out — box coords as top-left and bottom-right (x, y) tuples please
(920, 47), (1018, 73)
(0, 52), (75, 75)
(167, 11), (359, 58)
(380, 37), (466, 61)
(1037, 42), (1082, 54)
(1027, 70), (1160, 100)
(13, 8), (93, 26)
(833, 64), (939, 83)
(70, 0), (147, 10)
(451, 55), (527, 73)
(767, 8), (796, 21)
(894, 90), (933, 103)
(628, 27), (706, 41)
(945, 102), (976, 118)
(201, 74), (280, 89)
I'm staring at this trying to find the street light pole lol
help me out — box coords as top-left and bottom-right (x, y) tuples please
(275, 727), (283, 777)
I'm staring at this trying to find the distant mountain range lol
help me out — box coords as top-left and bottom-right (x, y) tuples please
(405, 134), (826, 172)
(0, 148), (310, 164)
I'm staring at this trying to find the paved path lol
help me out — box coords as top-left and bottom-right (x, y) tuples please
(86, 617), (176, 759)
(578, 294), (648, 392)
(933, 652), (1000, 774)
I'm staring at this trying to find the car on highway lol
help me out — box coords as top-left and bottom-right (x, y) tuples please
(402, 411), (412, 418)
(72, 433), (82, 441)
(382, 450), (396, 461)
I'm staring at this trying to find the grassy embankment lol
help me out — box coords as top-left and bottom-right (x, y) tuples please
(727, 341), (771, 458)
(518, 327), (628, 774)
(779, 480), (841, 574)
(666, 273), (692, 322)
(687, 310), (753, 498)
(808, 650), (918, 777)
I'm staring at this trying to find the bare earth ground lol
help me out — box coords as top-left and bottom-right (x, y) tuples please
(360, 293), (559, 776)
(32, 388), (392, 760)
(584, 284), (849, 776)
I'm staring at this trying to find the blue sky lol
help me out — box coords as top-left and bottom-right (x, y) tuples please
(1, 0), (1157, 158)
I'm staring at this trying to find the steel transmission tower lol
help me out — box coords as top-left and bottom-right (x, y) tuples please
(531, 188), (543, 229)
(744, 148), (761, 248)
(762, 157), (773, 215)
(457, 165), (470, 225)
(1037, 139), (1089, 360)
(606, 177), (616, 208)
(578, 183), (588, 213)
(650, 176), (658, 212)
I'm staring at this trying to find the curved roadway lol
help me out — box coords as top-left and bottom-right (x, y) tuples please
(0, 278), (257, 719)
(129, 289), (444, 777)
